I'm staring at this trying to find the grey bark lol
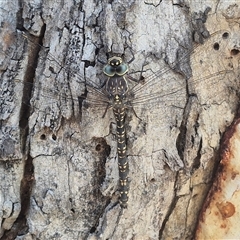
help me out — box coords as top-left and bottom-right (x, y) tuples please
(0, 0), (240, 239)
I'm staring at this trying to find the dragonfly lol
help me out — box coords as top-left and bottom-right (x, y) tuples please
(0, 29), (237, 209)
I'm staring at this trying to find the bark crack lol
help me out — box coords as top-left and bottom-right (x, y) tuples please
(1, 23), (47, 238)
(158, 171), (179, 239)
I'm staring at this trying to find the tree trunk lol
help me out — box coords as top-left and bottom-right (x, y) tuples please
(0, 1), (240, 239)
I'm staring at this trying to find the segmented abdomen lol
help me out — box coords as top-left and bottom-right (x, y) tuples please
(113, 107), (129, 208)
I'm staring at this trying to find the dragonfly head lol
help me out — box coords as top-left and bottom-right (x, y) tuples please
(108, 56), (122, 66)
(103, 56), (128, 77)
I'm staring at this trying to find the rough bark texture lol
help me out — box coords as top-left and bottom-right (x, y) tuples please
(196, 118), (240, 239)
(0, 1), (240, 239)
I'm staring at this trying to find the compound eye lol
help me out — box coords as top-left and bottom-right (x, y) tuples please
(104, 65), (116, 76)
(116, 64), (128, 75)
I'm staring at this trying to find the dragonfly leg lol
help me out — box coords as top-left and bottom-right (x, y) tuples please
(132, 107), (142, 121)
(127, 61), (146, 84)
(125, 46), (135, 64)
(127, 75), (145, 84)
(127, 105), (142, 121)
(99, 78), (108, 89)
(102, 103), (112, 118)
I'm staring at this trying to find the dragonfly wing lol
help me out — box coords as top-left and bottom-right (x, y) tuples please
(124, 30), (240, 173)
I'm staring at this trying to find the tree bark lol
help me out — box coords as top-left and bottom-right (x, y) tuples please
(0, 1), (240, 239)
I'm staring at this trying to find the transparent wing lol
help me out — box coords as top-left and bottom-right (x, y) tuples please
(1, 29), (238, 125)
(125, 29), (239, 117)
(1, 31), (111, 123)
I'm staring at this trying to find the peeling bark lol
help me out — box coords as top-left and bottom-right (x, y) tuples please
(196, 117), (240, 239)
(0, 1), (240, 239)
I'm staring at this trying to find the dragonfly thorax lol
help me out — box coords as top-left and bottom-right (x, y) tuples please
(106, 75), (129, 97)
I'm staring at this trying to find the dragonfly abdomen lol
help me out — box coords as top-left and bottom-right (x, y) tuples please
(104, 56), (130, 208)
(112, 105), (129, 208)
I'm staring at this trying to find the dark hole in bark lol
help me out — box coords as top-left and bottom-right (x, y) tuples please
(95, 144), (101, 151)
(222, 32), (229, 39)
(231, 49), (239, 56)
(40, 134), (46, 140)
(89, 227), (96, 233)
(52, 134), (57, 140)
(213, 42), (219, 50)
